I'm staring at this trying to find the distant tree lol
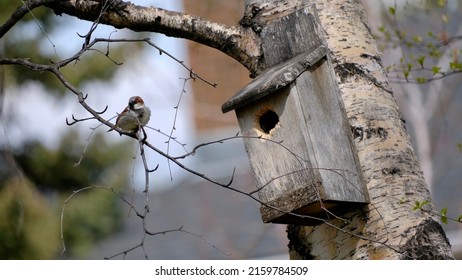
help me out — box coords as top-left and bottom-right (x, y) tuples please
(372, 0), (462, 221)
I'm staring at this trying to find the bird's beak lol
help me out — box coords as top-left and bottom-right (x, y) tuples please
(133, 102), (144, 110)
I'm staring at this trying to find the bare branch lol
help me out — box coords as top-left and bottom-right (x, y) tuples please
(45, 0), (262, 73)
(0, 0), (63, 39)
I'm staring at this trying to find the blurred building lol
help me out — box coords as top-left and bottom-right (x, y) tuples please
(184, 1), (252, 132)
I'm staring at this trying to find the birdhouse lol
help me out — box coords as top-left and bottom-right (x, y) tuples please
(222, 44), (368, 225)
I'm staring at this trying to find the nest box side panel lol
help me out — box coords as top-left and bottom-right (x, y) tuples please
(295, 59), (368, 203)
(235, 88), (325, 213)
(222, 5), (368, 224)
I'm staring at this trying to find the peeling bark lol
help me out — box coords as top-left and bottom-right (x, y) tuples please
(401, 219), (452, 260)
(239, 0), (453, 260)
(281, 0), (452, 259)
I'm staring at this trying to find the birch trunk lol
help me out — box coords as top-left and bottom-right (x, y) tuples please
(243, 0), (452, 259)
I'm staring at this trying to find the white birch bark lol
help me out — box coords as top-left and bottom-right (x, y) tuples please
(279, 0), (452, 259)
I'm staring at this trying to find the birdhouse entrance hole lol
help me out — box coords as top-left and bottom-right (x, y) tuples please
(258, 110), (279, 134)
(221, 7), (369, 225)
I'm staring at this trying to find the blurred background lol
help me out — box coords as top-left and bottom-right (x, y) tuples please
(0, 0), (461, 259)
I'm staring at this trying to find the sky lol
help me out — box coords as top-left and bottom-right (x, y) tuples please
(1, 0), (196, 189)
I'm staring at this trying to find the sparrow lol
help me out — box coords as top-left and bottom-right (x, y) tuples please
(108, 96), (151, 134)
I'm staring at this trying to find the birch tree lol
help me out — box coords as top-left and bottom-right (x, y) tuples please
(0, 0), (454, 259)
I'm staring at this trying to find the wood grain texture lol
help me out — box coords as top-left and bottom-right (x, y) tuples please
(260, 6), (324, 68)
(222, 45), (327, 113)
(226, 5), (367, 224)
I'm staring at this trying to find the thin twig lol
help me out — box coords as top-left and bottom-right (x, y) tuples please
(166, 77), (189, 181)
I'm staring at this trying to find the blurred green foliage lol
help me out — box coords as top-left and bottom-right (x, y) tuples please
(0, 130), (135, 259)
(14, 131), (133, 192)
(374, 0), (462, 83)
(0, 177), (60, 259)
(62, 187), (125, 258)
(0, 1), (149, 259)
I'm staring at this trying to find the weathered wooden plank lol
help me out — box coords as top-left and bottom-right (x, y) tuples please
(235, 87), (319, 201)
(235, 86), (325, 223)
(222, 5), (368, 224)
(294, 60), (367, 202)
(261, 5), (324, 67)
(222, 45), (327, 113)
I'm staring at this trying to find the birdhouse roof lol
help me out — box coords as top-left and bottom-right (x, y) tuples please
(222, 45), (327, 113)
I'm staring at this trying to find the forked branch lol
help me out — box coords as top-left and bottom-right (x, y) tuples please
(44, 0), (262, 72)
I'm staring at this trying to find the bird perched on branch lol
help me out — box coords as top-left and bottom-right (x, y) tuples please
(108, 96), (151, 134)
